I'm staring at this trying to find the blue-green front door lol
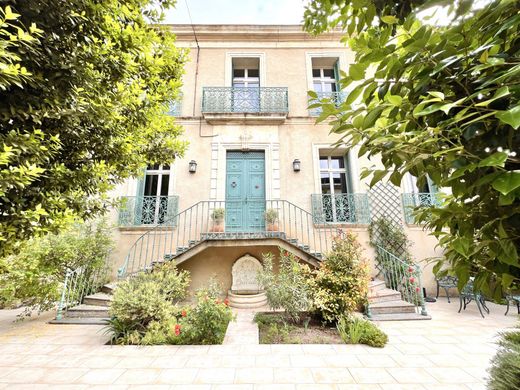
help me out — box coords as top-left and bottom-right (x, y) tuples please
(225, 151), (265, 232)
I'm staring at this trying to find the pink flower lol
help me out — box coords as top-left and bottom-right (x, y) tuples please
(416, 287), (420, 292)
(408, 267), (414, 273)
(409, 277), (415, 284)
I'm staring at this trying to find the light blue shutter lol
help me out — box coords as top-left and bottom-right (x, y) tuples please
(134, 168), (146, 225)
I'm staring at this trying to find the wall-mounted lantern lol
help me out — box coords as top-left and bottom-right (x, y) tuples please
(189, 160), (197, 173)
(293, 159), (301, 172)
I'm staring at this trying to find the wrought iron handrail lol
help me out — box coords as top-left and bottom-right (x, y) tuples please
(375, 246), (428, 316)
(56, 255), (112, 320)
(118, 195), (179, 226)
(118, 199), (338, 278)
(401, 192), (441, 224)
(202, 87), (289, 113)
(309, 91), (346, 116)
(311, 193), (370, 224)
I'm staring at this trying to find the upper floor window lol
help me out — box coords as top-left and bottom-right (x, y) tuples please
(232, 58), (260, 88)
(319, 154), (350, 195)
(313, 67), (337, 93)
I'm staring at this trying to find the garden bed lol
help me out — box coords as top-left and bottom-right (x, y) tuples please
(255, 312), (343, 344)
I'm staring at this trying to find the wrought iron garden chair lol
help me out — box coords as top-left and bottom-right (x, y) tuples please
(458, 278), (489, 318)
(505, 294), (520, 316)
(436, 275), (458, 303)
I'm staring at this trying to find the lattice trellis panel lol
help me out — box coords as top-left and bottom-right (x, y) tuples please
(368, 182), (409, 260)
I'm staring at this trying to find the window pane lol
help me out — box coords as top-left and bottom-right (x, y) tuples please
(148, 163), (160, 170)
(320, 173), (331, 194)
(321, 83), (334, 92)
(247, 82), (259, 88)
(323, 68), (334, 78)
(160, 174), (170, 196)
(332, 173), (348, 193)
(233, 82), (245, 88)
(313, 82), (322, 92)
(248, 69), (259, 77)
(330, 156), (345, 169)
(144, 174), (158, 196)
(312, 69), (320, 78)
(319, 157), (328, 170)
(162, 164), (170, 170)
(233, 69), (245, 78)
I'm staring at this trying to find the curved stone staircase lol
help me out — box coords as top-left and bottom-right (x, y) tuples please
(368, 279), (431, 321)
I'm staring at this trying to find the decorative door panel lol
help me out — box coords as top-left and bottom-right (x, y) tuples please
(225, 151), (266, 232)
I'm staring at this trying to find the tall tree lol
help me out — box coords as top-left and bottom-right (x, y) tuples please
(0, 0), (187, 256)
(304, 0), (519, 297)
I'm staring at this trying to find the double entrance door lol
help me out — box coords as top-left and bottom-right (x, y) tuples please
(225, 151), (265, 232)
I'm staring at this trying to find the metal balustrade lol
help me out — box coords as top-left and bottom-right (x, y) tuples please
(401, 192), (441, 224)
(309, 91), (346, 116)
(311, 193), (370, 224)
(118, 200), (338, 278)
(167, 99), (182, 116)
(376, 246), (428, 316)
(201, 87), (289, 113)
(118, 196), (179, 226)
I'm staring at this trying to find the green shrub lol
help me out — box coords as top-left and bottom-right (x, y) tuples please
(337, 315), (388, 348)
(257, 249), (313, 322)
(0, 219), (113, 315)
(312, 232), (370, 323)
(488, 325), (520, 390)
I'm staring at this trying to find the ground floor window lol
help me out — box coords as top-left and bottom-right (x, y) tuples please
(138, 164), (174, 225)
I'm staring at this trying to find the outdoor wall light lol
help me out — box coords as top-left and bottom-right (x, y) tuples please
(189, 160), (197, 173)
(293, 159), (301, 172)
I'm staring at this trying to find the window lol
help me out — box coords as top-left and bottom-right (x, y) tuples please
(139, 164), (173, 224)
(232, 58), (260, 111)
(313, 67), (337, 93)
(317, 153), (354, 223)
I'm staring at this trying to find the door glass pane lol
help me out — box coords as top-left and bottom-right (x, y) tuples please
(233, 69), (245, 78)
(330, 156), (345, 169)
(160, 174), (169, 196)
(320, 173), (331, 194)
(233, 82), (245, 88)
(162, 164), (170, 170)
(332, 173), (347, 193)
(248, 82), (259, 88)
(148, 163), (160, 170)
(248, 69), (259, 78)
(323, 68), (334, 78)
(313, 82), (322, 92)
(144, 174), (158, 196)
(321, 83), (333, 92)
(319, 157), (329, 170)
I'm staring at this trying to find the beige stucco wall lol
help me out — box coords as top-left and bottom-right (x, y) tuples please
(108, 25), (443, 296)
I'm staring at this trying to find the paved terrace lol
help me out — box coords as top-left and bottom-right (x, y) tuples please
(0, 299), (517, 389)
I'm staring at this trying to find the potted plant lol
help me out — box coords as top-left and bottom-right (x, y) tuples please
(210, 208), (225, 232)
(264, 208), (279, 231)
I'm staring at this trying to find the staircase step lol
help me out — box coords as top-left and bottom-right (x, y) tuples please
(370, 300), (416, 315)
(368, 288), (402, 304)
(83, 293), (112, 307)
(369, 279), (386, 293)
(369, 313), (432, 321)
(101, 283), (117, 294)
(164, 253), (175, 261)
(50, 317), (110, 325)
(66, 304), (110, 318)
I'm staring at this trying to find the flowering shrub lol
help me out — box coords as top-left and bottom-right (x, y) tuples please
(257, 249), (313, 322)
(311, 232), (370, 323)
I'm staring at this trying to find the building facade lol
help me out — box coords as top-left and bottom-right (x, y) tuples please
(108, 25), (443, 295)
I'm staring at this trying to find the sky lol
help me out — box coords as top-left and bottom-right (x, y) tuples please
(163, 0), (306, 25)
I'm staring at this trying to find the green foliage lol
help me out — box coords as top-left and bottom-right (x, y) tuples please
(368, 217), (412, 261)
(312, 233), (370, 322)
(0, 0), (187, 257)
(337, 315), (388, 348)
(304, 0), (520, 296)
(488, 324), (520, 390)
(211, 208), (225, 222)
(257, 249), (314, 322)
(0, 219), (113, 315)
(264, 208), (279, 224)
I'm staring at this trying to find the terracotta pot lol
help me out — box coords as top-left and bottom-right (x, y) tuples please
(266, 223), (279, 231)
(210, 223), (224, 232)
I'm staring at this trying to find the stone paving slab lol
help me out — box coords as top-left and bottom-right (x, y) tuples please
(0, 300), (517, 388)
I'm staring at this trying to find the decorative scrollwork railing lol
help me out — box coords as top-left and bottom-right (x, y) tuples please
(311, 193), (370, 224)
(401, 192), (441, 224)
(118, 196), (179, 226)
(202, 87), (289, 113)
(309, 91), (346, 116)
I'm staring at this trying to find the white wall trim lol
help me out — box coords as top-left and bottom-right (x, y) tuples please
(224, 52), (267, 87)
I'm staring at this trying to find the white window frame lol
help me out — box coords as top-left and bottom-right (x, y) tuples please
(319, 155), (350, 194)
(225, 53), (266, 88)
(232, 68), (260, 88)
(143, 164), (175, 223)
(312, 67), (337, 93)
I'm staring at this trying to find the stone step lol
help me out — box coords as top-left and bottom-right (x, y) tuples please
(66, 304), (110, 318)
(101, 283), (117, 295)
(369, 313), (432, 321)
(369, 300), (416, 315)
(368, 288), (402, 304)
(368, 279), (386, 294)
(83, 293), (113, 307)
(49, 317), (110, 325)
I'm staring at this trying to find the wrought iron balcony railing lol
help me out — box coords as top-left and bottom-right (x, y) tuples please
(309, 91), (346, 116)
(202, 87), (289, 114)
(167, 99), (182, 116)
(118, 196), (179, 226)
(311, 193), (371, 224)
(401, 192), (441, 224)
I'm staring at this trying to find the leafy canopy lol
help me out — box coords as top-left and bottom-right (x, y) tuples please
(304, 0), (520, 297)
(0, 0), (187, 256)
